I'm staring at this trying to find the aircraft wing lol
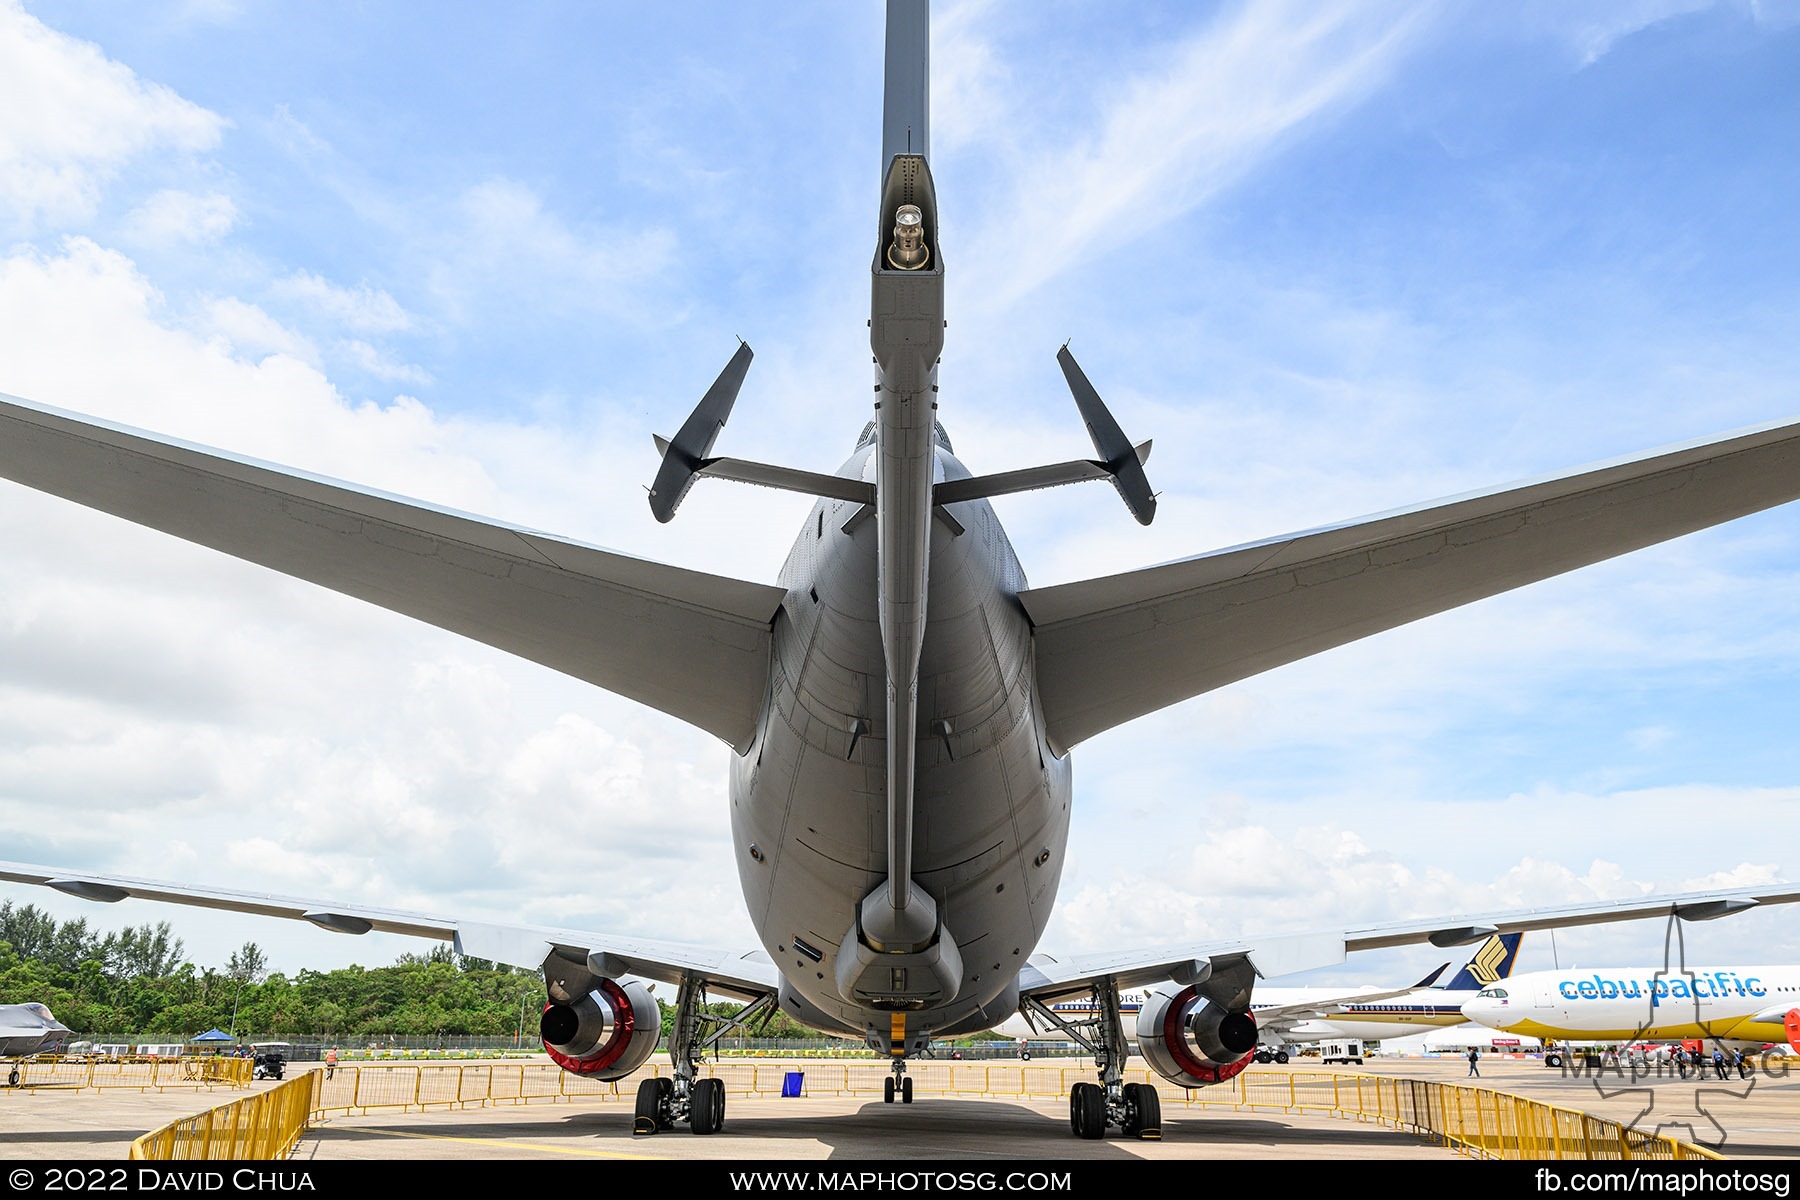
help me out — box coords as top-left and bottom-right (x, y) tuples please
(0, 394), (785, 751)
(1017, 881), (1800, 1004)
(0, 860), (780, 1002)
(1020, 416), (1800, 752)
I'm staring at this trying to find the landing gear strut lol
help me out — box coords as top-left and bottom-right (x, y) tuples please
(883, 1057), (914, 1104)
(633, 975), (774, 1136)
(1023, 976), (1160, 1141)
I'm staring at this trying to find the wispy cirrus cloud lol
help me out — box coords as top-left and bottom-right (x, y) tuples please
(272, 271), (414, 335)
(121, 189), (239, 245)
(951, 2), (1431, 311)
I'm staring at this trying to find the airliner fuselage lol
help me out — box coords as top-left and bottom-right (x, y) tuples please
(1464, 967), (1800, 1045)
(730, 437), (1071, 1047)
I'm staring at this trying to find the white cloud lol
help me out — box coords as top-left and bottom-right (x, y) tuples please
(0, 1), (223, 229)
(424, 178), (678, 321)
(1521, 0), (1723, 65)
(954, 1), (1428, 310)
(273, 271), (414, 334)
(122, 189), (239, 245)
(0, 230), (756, 969)
(338, 339), (432, 385)
(202, 295), (317, 363)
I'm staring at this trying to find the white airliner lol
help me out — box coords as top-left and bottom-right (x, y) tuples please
(1462, 966), (1800, 1055)
(1253, 932), (1524, 1051)
(4, 0), (1800, 1144)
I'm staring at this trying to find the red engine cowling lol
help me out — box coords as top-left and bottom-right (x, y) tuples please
(540, 978), (661, 1080)
(1135, 983), (1258, 1087)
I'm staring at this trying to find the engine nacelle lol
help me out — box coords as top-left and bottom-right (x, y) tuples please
(540, 978), (661, 1080)
(1135, 983), (1258, 1088)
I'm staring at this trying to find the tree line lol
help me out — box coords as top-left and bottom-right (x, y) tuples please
(0, 901), (826, 1043)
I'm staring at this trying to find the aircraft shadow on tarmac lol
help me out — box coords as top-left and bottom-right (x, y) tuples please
(301, 1097), (1436, 1159)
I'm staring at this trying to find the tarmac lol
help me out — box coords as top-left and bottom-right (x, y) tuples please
(3, 1055), (1797, 1163)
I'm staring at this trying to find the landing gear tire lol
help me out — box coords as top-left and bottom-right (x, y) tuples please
(1274, 1050), (1290, 1064)
(633, 1078), (662, 1135)
(1545, 1052), (1564, 1068)
(690, 1077), (724, 1135)
(7, 1066), (19, 1088)
(884, 1076), (896, 1104)
(1070, 1081), (1106, 1140)
(1122, 1082), (1161, 1139)
(901, 1076), (913, 1104)
(1255, 1051), (1271, 1064)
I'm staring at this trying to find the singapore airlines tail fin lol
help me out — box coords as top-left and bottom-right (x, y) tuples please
(1439, 932), (1524, 992)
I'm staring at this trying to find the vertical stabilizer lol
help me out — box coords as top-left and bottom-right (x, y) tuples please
(1440, 932), (1524, 991)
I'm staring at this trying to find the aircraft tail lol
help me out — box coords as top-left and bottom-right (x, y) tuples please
(1438, 932), (1523, 991)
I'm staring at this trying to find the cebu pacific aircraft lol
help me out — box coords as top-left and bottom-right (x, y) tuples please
(1461, 965), (1800, 1054)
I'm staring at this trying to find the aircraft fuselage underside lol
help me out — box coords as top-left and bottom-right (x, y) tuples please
(728, 439), (1072, 1049)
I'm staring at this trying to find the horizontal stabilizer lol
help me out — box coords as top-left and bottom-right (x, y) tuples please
(0, 391), (784, 750)
(648, 340), (754, 523)
(1057, 346), (1156, 525)
(1025, 413), (1800, 752)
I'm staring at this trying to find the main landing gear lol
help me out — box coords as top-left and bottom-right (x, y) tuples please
(882, 1057), (914, 1104)
(1023, 977), (1161, 1141)
(633, 975), (774, 1136)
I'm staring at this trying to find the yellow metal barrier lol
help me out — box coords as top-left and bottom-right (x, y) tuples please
(1179, 1069), (1719, 1161)
(125, 1060), (1720, 1160)
(2, 1055), (251, 1093)
(130, 1072), (316, 1160)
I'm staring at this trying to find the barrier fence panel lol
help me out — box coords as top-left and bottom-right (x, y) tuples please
(1, 1055), (252, 1094)
(123, 1061), (1723, 1161)
(1170, 1069), (1716, 1161)
(130, 1073), (314, 1160)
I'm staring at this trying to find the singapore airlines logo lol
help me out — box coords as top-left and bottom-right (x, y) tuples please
(1468, 937), (1510, 986)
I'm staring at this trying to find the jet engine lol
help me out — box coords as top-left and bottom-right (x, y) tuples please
(540, 977), (661, 1079)
(1135, 983), (1258, 1087)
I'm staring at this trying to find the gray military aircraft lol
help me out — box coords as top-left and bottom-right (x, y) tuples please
(4, 0), (1800, 1141)
(2, 1002), (73, 1084)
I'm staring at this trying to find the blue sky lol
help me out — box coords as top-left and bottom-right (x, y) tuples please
(2, 0), (1799, 991)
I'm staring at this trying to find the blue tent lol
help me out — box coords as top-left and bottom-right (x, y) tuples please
(189, 1028), (233, 1043)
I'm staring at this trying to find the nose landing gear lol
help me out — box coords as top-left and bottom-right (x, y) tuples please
(883, 1058), (914, 1103)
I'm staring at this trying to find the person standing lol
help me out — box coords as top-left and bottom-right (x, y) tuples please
(1467, 1047), (1480, 1077)
(325, 1046), (338, 1080)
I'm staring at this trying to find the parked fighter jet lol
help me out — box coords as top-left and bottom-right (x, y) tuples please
(1, 1003), (73, 1085)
